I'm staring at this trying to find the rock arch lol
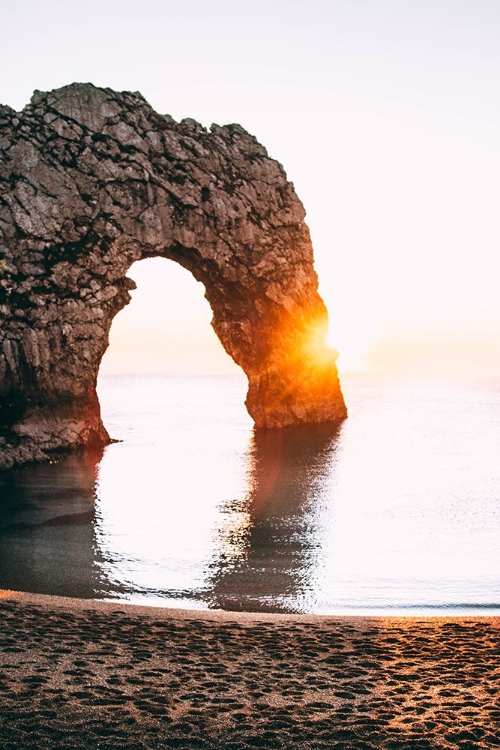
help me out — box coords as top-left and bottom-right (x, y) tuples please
(0, 84), (346, 469)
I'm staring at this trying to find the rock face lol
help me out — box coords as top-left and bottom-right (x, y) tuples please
(0, 83), (346, 469)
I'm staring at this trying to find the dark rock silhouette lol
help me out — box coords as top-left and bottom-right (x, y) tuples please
(0, 83), (346, 468)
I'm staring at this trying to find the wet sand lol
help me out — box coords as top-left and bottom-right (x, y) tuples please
(0, 591), (498, 749)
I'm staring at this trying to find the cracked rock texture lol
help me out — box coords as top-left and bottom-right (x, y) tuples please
(0, 83), (346, 469)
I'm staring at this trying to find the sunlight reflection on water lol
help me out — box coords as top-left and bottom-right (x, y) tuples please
(0, 373), (499, 614)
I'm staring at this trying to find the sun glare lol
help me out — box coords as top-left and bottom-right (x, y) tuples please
(327, 324), (370, 373)
(302, 320), (337, 367)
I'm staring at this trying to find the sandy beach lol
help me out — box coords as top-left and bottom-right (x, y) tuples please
(0, 591), (498, 749)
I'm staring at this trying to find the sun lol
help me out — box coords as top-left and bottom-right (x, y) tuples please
(327, 324), (370, 373)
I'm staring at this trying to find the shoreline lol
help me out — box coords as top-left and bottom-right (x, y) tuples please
(1, 589), (498, 749)
(1, 587), (500, 623)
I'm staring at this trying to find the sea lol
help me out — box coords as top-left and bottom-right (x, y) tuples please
(0, 372), (499, 615)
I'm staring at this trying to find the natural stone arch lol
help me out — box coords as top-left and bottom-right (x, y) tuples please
(0, 83), (346, 469)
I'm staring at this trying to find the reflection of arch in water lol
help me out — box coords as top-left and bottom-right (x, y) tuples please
(0, 448), (124, 598)
(204, 424), (341, 612)
(0, 424), (340, 611)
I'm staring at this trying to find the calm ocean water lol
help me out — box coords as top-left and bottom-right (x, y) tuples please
(0, 372), (499, 615)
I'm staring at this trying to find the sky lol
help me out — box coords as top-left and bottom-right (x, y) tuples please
(2, 0), (499, 376)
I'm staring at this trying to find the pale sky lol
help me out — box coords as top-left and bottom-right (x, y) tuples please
(2, 0), (499, 376)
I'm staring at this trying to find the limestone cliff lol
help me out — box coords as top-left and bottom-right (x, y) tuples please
(0, 83), (346, 469)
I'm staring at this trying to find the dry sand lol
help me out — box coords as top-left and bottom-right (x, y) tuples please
(0, 590), (498, 749)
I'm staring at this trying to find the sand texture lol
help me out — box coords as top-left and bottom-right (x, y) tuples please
(0, 591), (499, 749)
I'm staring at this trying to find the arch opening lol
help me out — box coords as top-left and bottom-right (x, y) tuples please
(96, 257), (249, 441)
(99, 257), (241, 377)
